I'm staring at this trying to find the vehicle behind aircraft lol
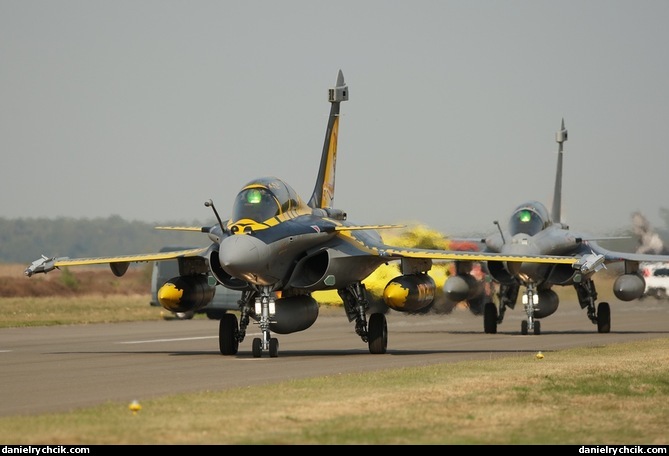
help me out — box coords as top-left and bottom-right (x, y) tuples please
(640, 262), (669, 300)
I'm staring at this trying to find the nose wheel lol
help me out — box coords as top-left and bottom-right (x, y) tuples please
(252, 336), (279, 358)
(521, 284), (541, 335)
(250, 288), (280, 358)
(521, 319), (541, 335)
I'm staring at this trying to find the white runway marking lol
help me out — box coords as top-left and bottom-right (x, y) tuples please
(118, 336), (218, 344)
(118, 332), (262, 344)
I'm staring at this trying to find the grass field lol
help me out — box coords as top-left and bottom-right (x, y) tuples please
(0, 337), (667, 445)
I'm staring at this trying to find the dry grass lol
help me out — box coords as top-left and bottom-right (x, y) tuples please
(0, 263), (160, 327)
(0, 295), (164, 327)
(0, 263), (152, 298)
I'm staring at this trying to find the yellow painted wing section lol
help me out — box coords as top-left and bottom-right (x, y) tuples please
(154, 226), (206, 232)
(382, 248), (578, 265)
(51, 247), (208, 268)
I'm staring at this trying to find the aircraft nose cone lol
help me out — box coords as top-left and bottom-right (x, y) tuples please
(218, 235), (270, 280)
(501, 237), (544, 278)
(502, 235), (541, 256)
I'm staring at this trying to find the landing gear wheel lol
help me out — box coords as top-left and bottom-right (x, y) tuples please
(597, 302), (611, 333)
(521, 320), (528, 335)
(269, 338), (279, 358)
(368, 313), (388, 354)
(533, 320), (541, 335)
(252, 338), (262, 358)
(483, 302), (498, 334)
(219, 313), (239, 355)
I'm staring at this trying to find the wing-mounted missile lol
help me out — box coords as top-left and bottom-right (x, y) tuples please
(574, 253), (606, 275)
(24, 255), (63, 277)
(383, 273), (435, 313)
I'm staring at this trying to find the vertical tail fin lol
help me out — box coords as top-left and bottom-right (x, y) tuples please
(307, 70), (349, 209)
(551, 118), (568, 223)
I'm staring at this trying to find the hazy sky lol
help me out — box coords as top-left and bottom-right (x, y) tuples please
(2, 0), (668, 237)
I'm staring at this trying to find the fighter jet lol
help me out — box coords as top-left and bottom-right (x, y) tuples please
(25, 71), (580, 357)
(443, 119), (669, 335)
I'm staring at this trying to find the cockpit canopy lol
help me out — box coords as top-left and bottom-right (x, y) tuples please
(232, 177), (306, 223)
(508, 201), (551, 236)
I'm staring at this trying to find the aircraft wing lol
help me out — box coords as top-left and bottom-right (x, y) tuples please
(335, 224), (405, 232)
(154, 226), (212, 232)
(24, 247), (209, 277)
(380, 246), (578, 265)
(585, 241), (669, 264)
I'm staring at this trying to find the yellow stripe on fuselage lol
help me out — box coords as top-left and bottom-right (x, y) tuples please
(226, 207), (314, 233)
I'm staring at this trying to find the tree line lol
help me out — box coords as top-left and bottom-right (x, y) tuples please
(0, 216), (215, 264)
(2, 212), (667, 265)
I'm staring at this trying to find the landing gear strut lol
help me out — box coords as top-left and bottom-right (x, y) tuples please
(339, 282), (388, 354)
(574, 279), (610, 333)
(250, 288), (279, 358)
(218, 287), (280, 358)
(483, 281), (519, 334)
(521, 283), (541, 335)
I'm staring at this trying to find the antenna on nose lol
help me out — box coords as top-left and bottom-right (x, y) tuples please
(205, 199), (224, 228)
(494, 220), (506, 244)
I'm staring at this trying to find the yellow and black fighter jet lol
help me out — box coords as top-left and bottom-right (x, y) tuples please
(25, 71), (581, 358)
(443, 119), (669, 336)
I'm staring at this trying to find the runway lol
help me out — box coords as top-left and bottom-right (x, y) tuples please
(1, 298), (668, 417)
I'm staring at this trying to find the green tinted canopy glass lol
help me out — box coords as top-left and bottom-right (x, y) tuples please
(519, 210), (532, 223)
(247, 189), (263, 204)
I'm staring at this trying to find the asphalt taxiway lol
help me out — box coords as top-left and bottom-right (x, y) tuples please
(1, 298), (668, 416)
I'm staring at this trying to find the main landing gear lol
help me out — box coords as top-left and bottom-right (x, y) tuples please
(218, 288), (279, 358)
(339, 282), (388, 354)
(482, 281), (519, 335)
(482, 296), (541, 335)
(217, 282), (388, 358)
(482, 278), (611, 335)
(575, 279), (610, 333)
